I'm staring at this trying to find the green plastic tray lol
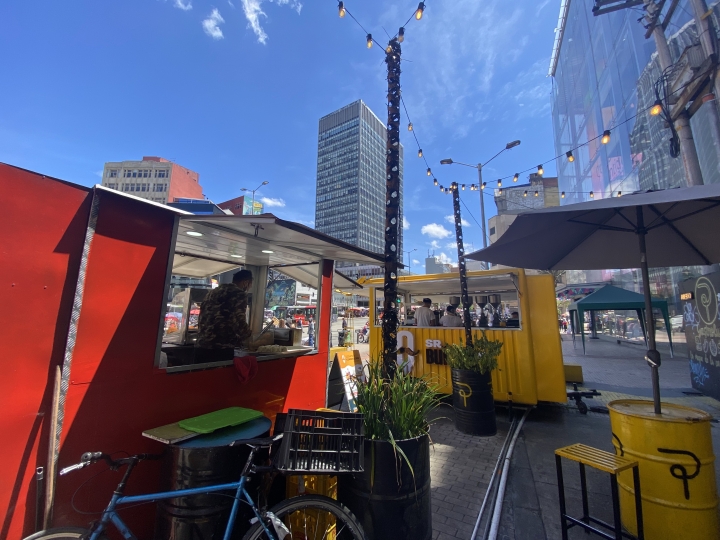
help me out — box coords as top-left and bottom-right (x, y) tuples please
(178, 407), (264, 434)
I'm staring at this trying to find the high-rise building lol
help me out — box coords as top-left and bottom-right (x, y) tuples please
(548, 0), (717, 312)
(314, 100), (403, 257)
(217, 195), (265, 216)
(101, 156), (202, 205)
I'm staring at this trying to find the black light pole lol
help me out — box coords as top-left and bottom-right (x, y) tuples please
(382, 37), (402, 378)
(450, 182), (473, 346)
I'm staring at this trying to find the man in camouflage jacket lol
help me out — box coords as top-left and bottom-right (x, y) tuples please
(197, 269), (254, 349)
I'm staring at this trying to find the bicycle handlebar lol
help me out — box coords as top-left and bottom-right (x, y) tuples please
(59, 451), (164, 476)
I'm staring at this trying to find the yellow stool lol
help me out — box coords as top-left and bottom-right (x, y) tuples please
(555, 443), (644, 540)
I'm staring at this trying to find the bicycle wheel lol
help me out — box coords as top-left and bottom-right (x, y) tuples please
(242, 494), (365, 540)
(23, 528), (92, 540)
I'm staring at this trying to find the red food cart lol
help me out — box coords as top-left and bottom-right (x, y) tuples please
(1, 163), (382, 538)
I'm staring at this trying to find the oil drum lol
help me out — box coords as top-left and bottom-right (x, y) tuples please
(608, 399), (718, 539)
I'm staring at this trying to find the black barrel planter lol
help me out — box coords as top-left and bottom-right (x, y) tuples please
(154, 442), (255, 539)
(338, 434), (432, 540)
(452, 368), (497, 436)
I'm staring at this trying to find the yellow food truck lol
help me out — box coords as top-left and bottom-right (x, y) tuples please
(365, 268), (566, 405)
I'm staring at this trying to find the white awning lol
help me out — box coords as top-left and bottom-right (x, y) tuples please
(171, 214), (385, 284)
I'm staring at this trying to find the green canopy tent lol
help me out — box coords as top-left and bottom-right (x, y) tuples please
(568, 284), (673, 356)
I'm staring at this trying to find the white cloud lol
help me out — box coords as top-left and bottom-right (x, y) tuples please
(444, 215), (470, 227)
(378, 0), (529, 139)
(421, 223), (452, 239)
(241, 0), (301, 45)
(94, 170), (103, 177)
(228, 0), (235, 7)
(536, 0), (551, 16)
(430, 240), (441, 249)
(260, 196), (286, 207)
(412, 259), (420, 265)
(174, 0), (192, 10)
(438, 252), (454, 264)
(403, 216), (410, 230)
(202, 9), (225, 40)
(445, 241), (458, 250)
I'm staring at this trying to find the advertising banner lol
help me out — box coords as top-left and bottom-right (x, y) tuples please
(266, 279), (296, 307)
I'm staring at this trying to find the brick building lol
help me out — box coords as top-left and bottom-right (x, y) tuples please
(100, 156), (202, 204)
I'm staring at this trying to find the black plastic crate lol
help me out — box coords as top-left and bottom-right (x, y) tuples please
(275, 409), (364, 474)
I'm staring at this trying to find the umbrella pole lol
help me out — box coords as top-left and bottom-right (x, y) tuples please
(637, 207), (662, 414)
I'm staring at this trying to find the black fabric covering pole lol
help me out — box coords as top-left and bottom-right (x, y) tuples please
(451, 183), (474, 346)
(637, 207), (662, 414)
(382, 38), (401, 378)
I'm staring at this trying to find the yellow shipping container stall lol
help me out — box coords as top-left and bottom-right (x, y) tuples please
(366, 269), (566, 405)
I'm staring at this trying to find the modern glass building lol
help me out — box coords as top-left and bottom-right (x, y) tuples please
(315, 100), (403, 257)
(549, 0), (719, 311)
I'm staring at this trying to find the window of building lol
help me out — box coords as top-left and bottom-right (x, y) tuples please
(490, 227), (496, 235)
(155, 170), (168, 179)
(107, 169), (118, 178)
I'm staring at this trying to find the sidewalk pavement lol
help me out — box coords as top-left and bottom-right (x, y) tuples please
(496, 335), (720, 539)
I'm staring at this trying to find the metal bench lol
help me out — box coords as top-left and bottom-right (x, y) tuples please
(555, 443), (644, 540)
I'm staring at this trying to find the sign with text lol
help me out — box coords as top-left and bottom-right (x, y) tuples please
(679, 272), (720, 400)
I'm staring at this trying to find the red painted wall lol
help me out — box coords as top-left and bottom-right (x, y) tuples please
(167, 162), (202, 203)
(0, 164), (92, 539)
(2, 169), (331, 537)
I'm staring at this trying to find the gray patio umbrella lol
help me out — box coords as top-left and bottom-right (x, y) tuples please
(466, 183), (720, 414)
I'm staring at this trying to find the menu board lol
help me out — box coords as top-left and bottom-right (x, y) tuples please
(679, 271), (720, 400)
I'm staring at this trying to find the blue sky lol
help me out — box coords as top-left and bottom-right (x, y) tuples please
(1, 0), (559, 271)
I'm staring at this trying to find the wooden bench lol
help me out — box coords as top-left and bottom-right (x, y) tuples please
(555, 443), (644, 540)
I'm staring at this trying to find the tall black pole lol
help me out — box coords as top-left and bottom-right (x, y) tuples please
(637, 206), (662, 414)
(451, 183), (473, 346)
(382, 38), (401, 378)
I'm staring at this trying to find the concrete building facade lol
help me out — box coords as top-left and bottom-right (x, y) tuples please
(314, 100), (403, 256)
(101, 156), (202, 204)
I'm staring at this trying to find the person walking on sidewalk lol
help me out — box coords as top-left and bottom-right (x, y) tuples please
(307, 316), (315, 347)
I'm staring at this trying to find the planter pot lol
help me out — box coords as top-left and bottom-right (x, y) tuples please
(451, 368), (497, 436)
(338, 435), (432, 540)
(608, 400), (718, 539)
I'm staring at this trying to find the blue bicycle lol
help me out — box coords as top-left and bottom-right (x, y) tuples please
(26, 411), (366, 540)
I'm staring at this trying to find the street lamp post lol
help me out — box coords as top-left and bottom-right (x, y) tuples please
(404, 248), (417, 274)
(240, 181), (269, 215)
(440, 140), (520, 260)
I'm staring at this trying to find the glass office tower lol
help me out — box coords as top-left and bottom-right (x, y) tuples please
(549, 0), (719, 312)
(315, 100), (403, 256)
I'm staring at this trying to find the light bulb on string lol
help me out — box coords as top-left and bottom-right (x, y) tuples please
(408, 122), (413, 132)
(537, 164), (544, 176)
(366, 34), (373, 48)
(498, 188), (503, 194)
(398, 27), (405, 43)
(590, 191), (595, 199)
(338, 1), (345, 17)
(650, 100), (662, 116)
(561, 191), (565, 198)
(427, 168), (432, 176)
(617, 191), (622, 197)
(415, 2), (425, 20)
(513, 173), (519, 182)
(433, 178), (438, 186)
(497, 179), (502, 187)
(481, 182), (486, 189)
(418, 148), (423, 158)
(534, 191), (539, 197)
(566, 150), (574, 162)
(601, 130), (611, 144)
(523, 191), (527, 197)
(462, 184), (466, 190)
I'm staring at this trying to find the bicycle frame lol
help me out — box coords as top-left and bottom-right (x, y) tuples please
(87, 452), (277, 540)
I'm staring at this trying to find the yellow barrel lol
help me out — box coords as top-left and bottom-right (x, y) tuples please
(608, 400), (718, 539)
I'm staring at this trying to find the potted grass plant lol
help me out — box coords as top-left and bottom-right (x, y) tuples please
(444, 331), (502, 436)
(338, 362), (441, 540)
